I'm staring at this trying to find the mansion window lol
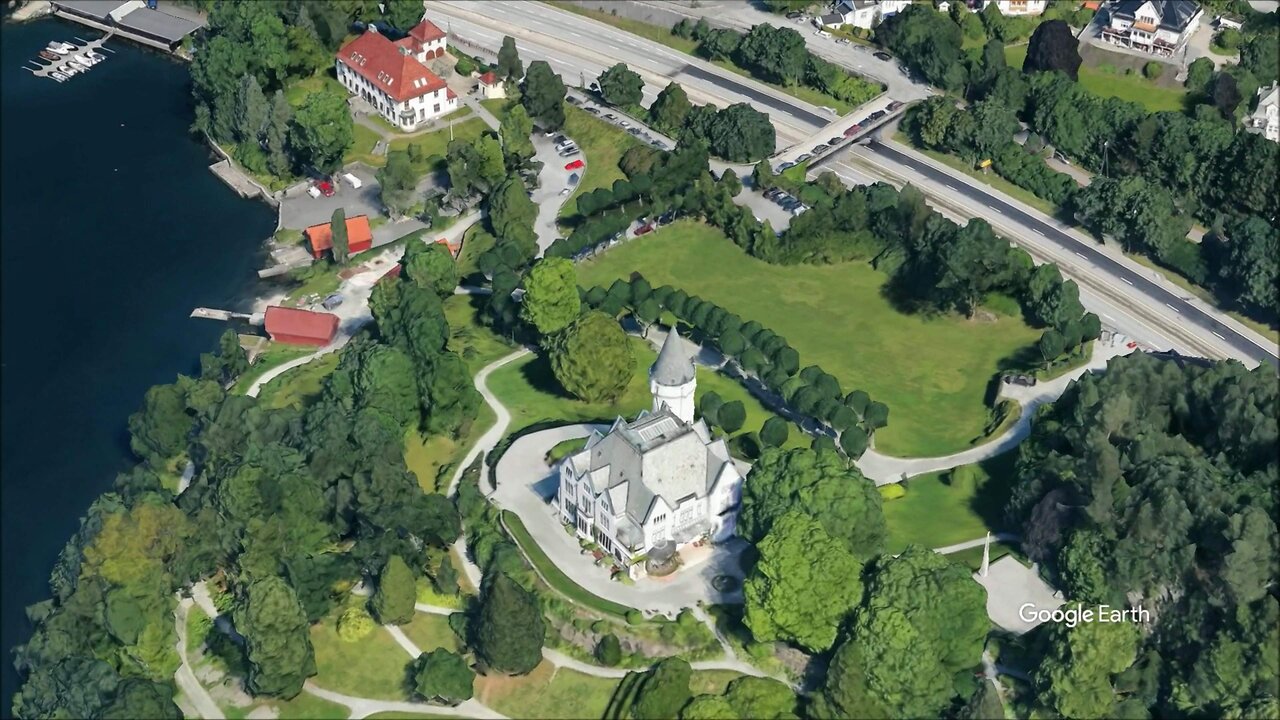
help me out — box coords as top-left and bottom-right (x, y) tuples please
(652, 514), (666, 525)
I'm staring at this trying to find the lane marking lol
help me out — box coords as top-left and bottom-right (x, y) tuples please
(1213, 331), (1226, 340)
(1165, 303), (1180, 313)
(1074, 252), (1086, 260)
(1035, 229), (1046, 237)
(944, 183), (958, 191)
(1123, 278), (1133, 286)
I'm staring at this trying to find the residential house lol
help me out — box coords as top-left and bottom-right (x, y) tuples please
(824, 0), (911, 30)
(1099, 0), (1203, 57)
(983, 0), (1048, 15)
(335, 19), (458, 132)
(556, 331), (745, 573)
(1245, 83), (1279, 143)
(476, 70), (506, 100)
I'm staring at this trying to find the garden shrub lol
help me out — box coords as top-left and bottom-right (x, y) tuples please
(337, 606), (375, 642)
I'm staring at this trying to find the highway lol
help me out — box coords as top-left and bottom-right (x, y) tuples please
(817, 140), (1277, 368)
(427, 0), (1278, 368)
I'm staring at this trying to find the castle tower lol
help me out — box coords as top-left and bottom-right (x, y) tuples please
(650, 329), (696, 424)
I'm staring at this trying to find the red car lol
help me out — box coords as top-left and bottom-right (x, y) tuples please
(843, 123), (863, 137)
(635, 223), (655, 236)
(564, 159), (585, 171)
(316, 180), (336, 197)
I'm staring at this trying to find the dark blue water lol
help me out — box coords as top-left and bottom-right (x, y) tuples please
(1, 17), (276, 710)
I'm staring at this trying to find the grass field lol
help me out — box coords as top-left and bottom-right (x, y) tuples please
(400, 612), (460, 654)
(232, 344), (316, 395)
(576, 222), (1040, 457)
(502, 511), (637, 617)
(475, 661), (621, 719)
(689, 669), (746, 696)
(486, 336), (808, 449)
(345, 122), (385, 167)
(257, 352), (340, 410)
(1004, 45), (1187, 113)
(881, 453), (1017, 552)
(310, 600), (413, 701)
(445, 294), (517, 373)
(457, 223), (496, 278)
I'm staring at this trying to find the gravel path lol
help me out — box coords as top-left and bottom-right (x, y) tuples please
(173, 598), (226, 720)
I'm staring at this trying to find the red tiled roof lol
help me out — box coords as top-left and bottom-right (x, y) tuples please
(264, 306), (340, 344)
(479, 71), (500, 85)
(379, 264), (403, 283)
(408, 19), (446, 43)
(337, 31), (447, 103)
(305, 215), (374, 257)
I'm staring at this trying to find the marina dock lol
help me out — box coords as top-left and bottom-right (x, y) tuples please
(191, 308), (265, 326)
(22, 33), (115, 82)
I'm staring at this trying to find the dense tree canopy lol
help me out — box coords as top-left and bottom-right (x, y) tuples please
(633, 657), (694, 720)
(233, 575), (316, 698)
(597, 63), (644, 107)
(520, 258), (582, 337)
(1023, 19), (1081, 80)
(412, 648), (475, 705)
(520, 61), (567, 131)
(474, 573), (544, 675)
(370, 554), (416, 625)
(548, 311), (635, 403)
(744, 511), (864, 652)
(290, 90), (353, 174)
(739, 447), (885, 560)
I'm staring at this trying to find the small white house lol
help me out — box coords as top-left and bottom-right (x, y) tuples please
(1100, 0), (1204, 57)
(476, 70), (506, 100)
(983, 0), (1049, 15)
(827, 0), (911, 30)
(1245, 83), (1279, 143)
(556, 331), (744, 572)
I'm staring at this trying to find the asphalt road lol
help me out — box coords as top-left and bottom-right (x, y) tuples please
(847, 140), (1278, 368)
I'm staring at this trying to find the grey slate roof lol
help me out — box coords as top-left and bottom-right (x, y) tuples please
(1112, 0), (1201, 31)
(651, 330), (695, 386)
(568, 408), (735, 528)
(117, 7), (203, 41)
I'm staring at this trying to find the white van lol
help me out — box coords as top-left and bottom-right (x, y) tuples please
(341, 172), (362, 189)
(814, 29), (832, 38)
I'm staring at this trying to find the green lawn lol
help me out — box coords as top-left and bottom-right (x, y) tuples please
(403, 401), (495, 495)
(576, 222), (1041, 457)
(475, 660), (621, 719)
(349, 117), (492, 170)
(546, 436), (589, 464)
(232, 344), (316, 395)
(445, 294), (517, 373)
(310, 599), (413, 701)
(285, 72), (345, 107)
(257, 352), (340, 410)
(560, 105), (645, 219)
(415, 575), (468, 609)
(345, 123), (385, 167)
(502, 511), (636, 618)
(881, 453), (1017, 553)
(456, 222), (496, 279)
(486, 335), (806, 451)
(400, 612), (460, 654)
(267, 693), (349, 720)
(1004, 45), (1187, 113)
(689, 669), (747, 696)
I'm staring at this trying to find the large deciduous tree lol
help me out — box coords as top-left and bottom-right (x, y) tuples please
(739, 447), (885, 560)
(377, 150), (417, 216)
(548, 311), (634, 403)
(474, 573), (544, 675)
(1035, 609), (1139, 718)
(382, 0), (423, 30)
(370, 554), (416, 625)
(649, 82), (692, 134)
(401, 240), (459, 298)
(597, 63), (644, 107)
(233, 576), (316, 698)
(497, 35), (523, 82)
(498, 104), (535, 169)
(290, 90), (353, 174)
(632, 657), (693, 720)
(411, 648), (475, 705)
(744, 511), (864, 652)
(520, 258), (582, 337)
(1023, 19), (1082, 81)
(520, 61), (566, 131)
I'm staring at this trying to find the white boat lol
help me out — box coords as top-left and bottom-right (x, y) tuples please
(59, 64), (78, 76)
(50, 72), (69, 82)
(70, 55), (93, 69)
(49, 41), (76, 52)
(88, 52), (105, 63)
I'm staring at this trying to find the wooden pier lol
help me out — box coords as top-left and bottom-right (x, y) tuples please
(191, 308), (264, 326)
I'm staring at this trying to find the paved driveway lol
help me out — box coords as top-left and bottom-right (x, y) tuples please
(531, 132), (576, 253)
(491, 423), (747, 615)
(279, 164), (384, 230)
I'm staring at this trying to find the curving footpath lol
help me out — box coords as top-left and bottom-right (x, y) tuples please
(173, 598), (225, 720)
(302, 682), (506, 720)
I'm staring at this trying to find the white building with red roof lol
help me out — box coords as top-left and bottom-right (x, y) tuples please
(335, 19), (458, 132)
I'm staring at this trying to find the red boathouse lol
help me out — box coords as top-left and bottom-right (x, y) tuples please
(263, 306), (340, 347)
(305, 215), (374, 259)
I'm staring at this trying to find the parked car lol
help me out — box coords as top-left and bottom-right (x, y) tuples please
(775, 161), (796, 173)
(568, 172), (580, 185)
(836, 37), (851, 45)
(341, 172), (362, 189)
(619, 119), (631, 128)
(560, 148), (581, 158)
(764, 188), (782, 200)
(566, 96), (580, 105)
(874, 51), (893, 61)
(657, 211), (675, 224)
(1053, 151), (1071, 165)
(559, 188), (571, 196)
(790, 204), (808, 217)
(786, 11), (803, 19)
(553, 134), (568, 145)
(812, 144), (829, 154)
(322, 293), (344, 310)
(814, 29), (832, 38)
(868, 110), (886, 120)
(627, 127), (642, 135)
(589, 81), (600, 92)
(635, 222), (655, 236)
(315, 180), (335, 197)
(828, 136), (844, 145)
(655, 142), (670, 151)
(604, 113), (617, 120)
(306, 185), (322, 199)
(585, 107), (601, 115)
(887, 100), (904, 111)
(565, 159), (585, 171)
(1002, 373), (1037, 387)
(796, 153), (812, 162)
(844, 123), (863, 137)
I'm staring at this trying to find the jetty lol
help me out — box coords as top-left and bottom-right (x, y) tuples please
(191, 308), (264, 326)
(23, 33), (115, 82)
(48, 1), (204, 54)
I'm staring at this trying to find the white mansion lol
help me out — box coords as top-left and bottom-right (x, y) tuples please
(335, 19), (458, 132)
(556, 332), (745, 567)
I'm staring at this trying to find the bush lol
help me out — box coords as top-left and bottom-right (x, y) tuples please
(455, 55), (478, 76)
(337, 606), (375, 642)
(1142, 61), (1163, 79)
(1214, 28), (1241, 50)
(596, 633), (623, 666)
(626, 610), (645, 625)
(676, 609), (698, 628)
(878, 484), (907, 501)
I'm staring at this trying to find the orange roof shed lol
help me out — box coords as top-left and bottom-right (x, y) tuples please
(305, 215), (374, 259)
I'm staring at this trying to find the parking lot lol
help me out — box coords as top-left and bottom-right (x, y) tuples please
(566, 89), (676, 153)
(278, 163), (384, 230)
